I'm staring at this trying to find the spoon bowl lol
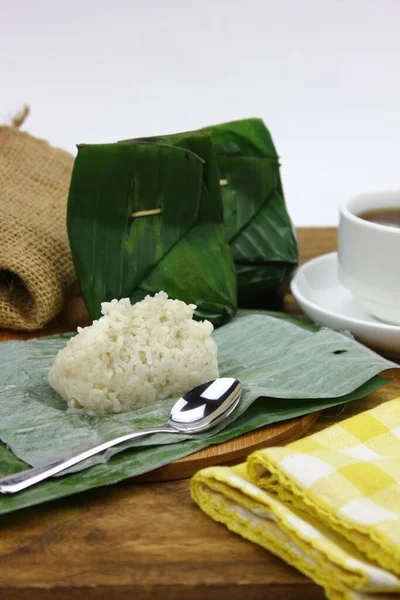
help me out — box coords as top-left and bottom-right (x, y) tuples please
(169, 377), (242, 433)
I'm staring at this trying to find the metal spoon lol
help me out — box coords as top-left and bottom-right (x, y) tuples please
(0, 377), (242, 494)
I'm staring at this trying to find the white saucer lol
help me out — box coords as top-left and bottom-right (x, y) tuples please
(291, 252), (400, 358)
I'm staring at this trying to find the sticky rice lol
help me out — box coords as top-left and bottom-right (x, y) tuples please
(49, 292), (219, 415)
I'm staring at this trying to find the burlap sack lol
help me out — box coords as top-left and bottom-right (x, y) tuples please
(0, 125), (76, 330)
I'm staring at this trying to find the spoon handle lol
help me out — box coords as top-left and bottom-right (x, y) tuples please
(0, 426), (175, 495)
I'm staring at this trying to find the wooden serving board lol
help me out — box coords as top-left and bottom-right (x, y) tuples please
(138, 411), (320, 482)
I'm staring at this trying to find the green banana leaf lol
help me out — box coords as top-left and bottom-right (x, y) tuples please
(67, 134), (237, 325)
(205, 118), (298, 305)
(0, 312), (396, 515)
(131, 118), (298, 306)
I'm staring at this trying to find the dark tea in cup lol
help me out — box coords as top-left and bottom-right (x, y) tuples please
(358, 208), (400, 229)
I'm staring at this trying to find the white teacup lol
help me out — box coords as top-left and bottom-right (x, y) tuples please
(338, 190), (400, 325)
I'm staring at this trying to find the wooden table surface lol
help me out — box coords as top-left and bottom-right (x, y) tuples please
(0, 227), (399, 600)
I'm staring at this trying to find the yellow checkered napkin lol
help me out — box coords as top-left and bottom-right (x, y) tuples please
(191, 398), (400, 600)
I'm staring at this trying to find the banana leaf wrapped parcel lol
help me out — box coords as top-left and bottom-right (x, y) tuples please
(203, 119), (298, 306)
(135, 118), (298, 306)
(67, 132), (237, 326)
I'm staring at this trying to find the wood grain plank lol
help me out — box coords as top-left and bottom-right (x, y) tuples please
(0, 228), (397, 600)
(0, 476), (325, 599)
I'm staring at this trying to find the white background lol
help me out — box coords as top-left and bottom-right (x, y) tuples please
(2, 0), (400, 225)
